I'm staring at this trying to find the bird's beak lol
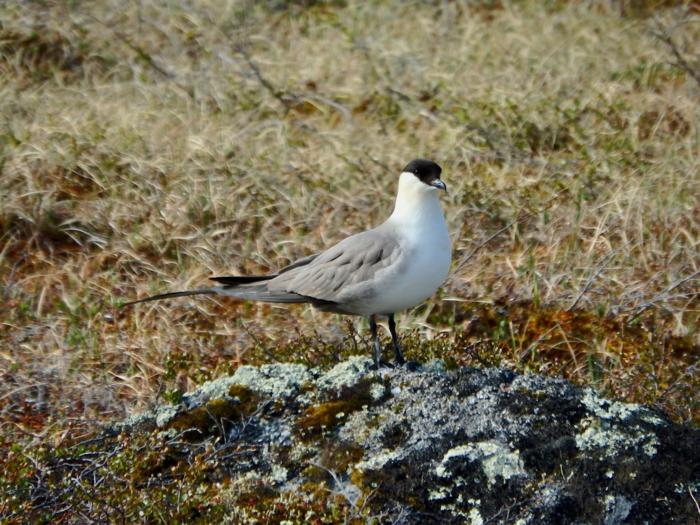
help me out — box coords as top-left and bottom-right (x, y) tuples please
(431, 179), (447, 193)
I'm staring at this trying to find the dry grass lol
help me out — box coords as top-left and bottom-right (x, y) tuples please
(0, 0), (698, 460)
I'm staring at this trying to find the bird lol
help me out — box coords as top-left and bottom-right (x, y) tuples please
(124, 159), (452, 368)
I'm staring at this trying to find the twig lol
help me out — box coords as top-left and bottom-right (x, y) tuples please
(241, 321), (279, 362)
(451, 220), (516, 277)
(566, 250), (617, 312)
(655, 31), (700, 88)
(237, 45), (297, 111)
(690, 486), (700, 516)
(87, 15), (195, 99)
(652, 12), (700, 89)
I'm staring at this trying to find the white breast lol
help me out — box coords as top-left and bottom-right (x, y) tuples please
(367, 220), (451, 315)
(333, 171), (452, 316)
(361, 174), (452, 315)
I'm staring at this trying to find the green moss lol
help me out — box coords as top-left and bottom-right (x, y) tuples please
(227, 384), (260, 414)
(1, 432), (229, 523)
(164, 385), (260, 436)
(224, 479), (365, 525)
(295, 378), (377, 439)
(168, 398), (241, 433)
(297, 399), (352, 433)
(318, 441), (365, 473)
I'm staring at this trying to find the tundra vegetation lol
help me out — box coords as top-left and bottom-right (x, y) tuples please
(0, 0), (698, 522)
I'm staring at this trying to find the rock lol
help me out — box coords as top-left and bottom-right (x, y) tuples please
(316, 355), (374, 394)
(183, 362), (313, 407)
(116, 359), (700, 524)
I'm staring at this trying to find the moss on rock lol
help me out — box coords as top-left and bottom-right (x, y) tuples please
(5, 358), (698, 524)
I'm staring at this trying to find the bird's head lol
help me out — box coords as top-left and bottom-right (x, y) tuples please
(400, 159), (446, 194)
(396, 158), (447, 200)
(390, 159), (447, 223)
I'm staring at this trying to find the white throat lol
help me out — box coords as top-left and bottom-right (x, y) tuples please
(388, 172), (444, 227)
(367, 169), (451, 315)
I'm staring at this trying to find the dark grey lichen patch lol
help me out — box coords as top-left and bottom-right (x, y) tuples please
(107, 358), (699, 524)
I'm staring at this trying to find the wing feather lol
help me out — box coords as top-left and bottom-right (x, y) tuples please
(266, 227), (401, 304)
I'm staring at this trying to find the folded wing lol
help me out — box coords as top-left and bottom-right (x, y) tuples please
(266, 228), (401, 305)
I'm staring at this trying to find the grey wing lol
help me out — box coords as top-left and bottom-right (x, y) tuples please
(266, 227), (401, 304)
(209, 253), (318, 286)
(278, 253), (319, 274)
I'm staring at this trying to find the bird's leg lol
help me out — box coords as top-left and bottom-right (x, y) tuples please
(388, 313), (405, 365)
(369, 314), (382, 369)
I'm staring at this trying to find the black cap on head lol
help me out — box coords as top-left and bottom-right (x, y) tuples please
(402, 159), (442, 185)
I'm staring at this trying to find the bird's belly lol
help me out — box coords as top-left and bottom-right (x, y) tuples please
(364, 239), (451, 315)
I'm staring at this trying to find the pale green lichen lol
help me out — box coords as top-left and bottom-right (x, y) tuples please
(188, 363), (312, 404)
(577, 389), (662, 460)
(355, 448), (402, 472)
(115, 402), (180, 431)
(581, 388), (663, 426)
(117, 410), (156, 431)
(436, 441), (526, 486)
(673, 482), (700, 494)
(575, 417), (659, 458)
(603, 494), (633, 525)
(436, 495), (483, 521)
(428, 487), (450, 501)
(270, 464), (288, 484)
(421, 359), (448, 374)
(369, 382), (386, 401)
(581, 388), (639, 419)
(468, 507), (485, 525)
(316, 355), (374, 393)
(154, 404), (180, 428)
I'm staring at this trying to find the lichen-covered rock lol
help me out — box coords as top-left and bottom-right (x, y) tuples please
(115, 359), (700, 524)
(183, 362), (313, 406)
(316, 355), (374, 395)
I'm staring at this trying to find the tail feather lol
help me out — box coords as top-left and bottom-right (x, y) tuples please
(125, 256), (323, 307)
(209, 275), (275, 285)
(123, 283), (312, 307)
(218, 283), (308, 303)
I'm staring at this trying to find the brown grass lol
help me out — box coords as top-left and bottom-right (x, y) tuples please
(0, 0), (698, 457)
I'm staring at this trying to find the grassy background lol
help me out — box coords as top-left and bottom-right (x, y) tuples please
(1, 0), (698, 457)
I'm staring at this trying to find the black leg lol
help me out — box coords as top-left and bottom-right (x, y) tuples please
(388, 313), (405, 365)
(369, 314), (382, 369)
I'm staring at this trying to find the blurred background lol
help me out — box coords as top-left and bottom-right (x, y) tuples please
(1, 0), (698, 448)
